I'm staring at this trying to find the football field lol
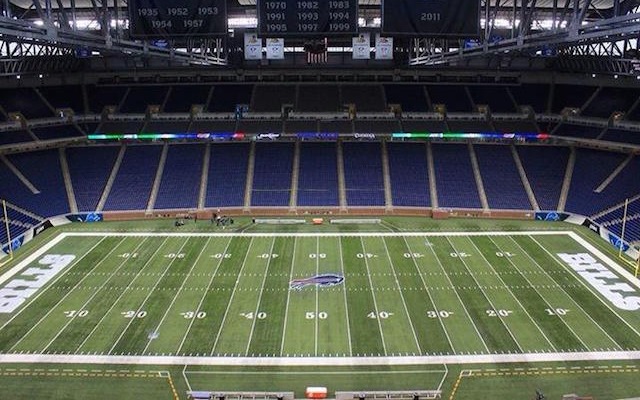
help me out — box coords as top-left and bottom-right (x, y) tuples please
(1, 229), (640, 363)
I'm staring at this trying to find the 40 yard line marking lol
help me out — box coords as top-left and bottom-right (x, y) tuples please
(75, 237), (171, 354)
(176, 237), (233, 355)
(107, 238), (192, 355)
(142, 237), (213, 355)
(338, 236), (353, 357)
(379, 237), (422, 355)
(360, 237), (388, 356)
(245, 237), (276, 356)
(279, 237), (297, 356)
(210, 238), (255, 356)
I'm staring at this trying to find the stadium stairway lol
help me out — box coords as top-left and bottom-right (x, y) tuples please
(243, 141), (256, 212)
(59, 148), (78, 213)
(146, 143), (169, 213)
(427, 143), (438, 208)
(336, 140), (348, 211)
(594, 154), (634, 194)
(468, 144), (490, 210)
(198, 143), (211, 210)
(289, 141), (300, 211)
(557, 147), (576, 212)
(511, 144), (540, 210)
(381, 140), (393, 211)
(96, 145), (126, 212)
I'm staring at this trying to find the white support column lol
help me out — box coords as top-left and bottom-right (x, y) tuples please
(468, 143), (489, 210)
(557, 147), (576, 212)
(146, 143), (169, 213)
(59, 147), (78, 213)
(243, 141), (256, 212)
(289, 141), (300, 211)
(96, 145), (126, 212)
(511, 145), (540, 211)
(198, 143), (211, 210)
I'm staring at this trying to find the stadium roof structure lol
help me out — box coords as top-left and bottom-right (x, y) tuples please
(0, 0), (639, 78)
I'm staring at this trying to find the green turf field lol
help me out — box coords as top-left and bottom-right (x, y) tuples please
(0, 218), (639, 399)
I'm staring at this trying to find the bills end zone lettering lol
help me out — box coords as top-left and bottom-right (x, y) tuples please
(0, 254), (75, 313)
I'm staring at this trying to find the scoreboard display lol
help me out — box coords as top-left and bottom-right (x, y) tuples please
(258, 0), (358, 36)
(382, 0), (480, 37)
(128, 0), (227, 38)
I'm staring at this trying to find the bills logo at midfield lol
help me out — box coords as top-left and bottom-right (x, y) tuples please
(289, 274), (345, 290)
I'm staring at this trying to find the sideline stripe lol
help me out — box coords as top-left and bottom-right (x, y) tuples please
(59, 231), (576, 238)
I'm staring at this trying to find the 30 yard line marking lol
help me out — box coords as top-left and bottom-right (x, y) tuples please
(338, 236), (353, 357)
(401, 236), (456, 354)
(445, 236), (524, 353)
(420, 236), (489, 353)
(493, 236), (590, 351)
(7, 237), (123, 353)
(108, 238), (192, 355)
(379, 237), (422, 354)
(360, 237), (388, 356)
(279, 237), (297, 356)
(41, 237), (153, 353)
(466, 237), (557, 352)
(210, 238), (255, 356)
(143, 237), (213, 355)
(245, 237), (276, 356)
(75, 237), (171, 354)
(176, 237), (233, 354)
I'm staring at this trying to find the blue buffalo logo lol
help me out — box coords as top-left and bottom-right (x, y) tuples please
(290, 274), (344, 290)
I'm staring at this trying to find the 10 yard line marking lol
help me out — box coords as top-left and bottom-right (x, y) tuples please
(176, 237), (233, 355)
(75, 237), (171, 354)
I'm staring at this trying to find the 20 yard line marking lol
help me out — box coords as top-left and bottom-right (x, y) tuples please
(41, 237), (153, 353)
(75, 237), (172, 354)
(142, 237), (213, 355)
(210, 238), (255, 356)
(107, 238), (192, 355)
(244, 237), (276, 356)
(176, 237), (233, 355)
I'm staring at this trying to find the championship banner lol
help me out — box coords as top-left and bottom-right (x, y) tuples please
(266, 38), (285, 60)
(352, 33), (370, 60)
(375, 34), (393, 60)
(244, 33), (262, 60)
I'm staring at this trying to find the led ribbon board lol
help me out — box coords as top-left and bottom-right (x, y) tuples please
(382, 0), (480, 37)
(257, 0), (358, 36)
(128, 0), (228, 37)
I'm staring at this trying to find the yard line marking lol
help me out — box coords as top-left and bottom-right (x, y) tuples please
(244, 237), (276, 356)
(176, 237), (233, 354)
(314, 237), (320, 356)
(360, 237), (388, 356)
(492, 236), (590, 351)
(279, 237), (297, 356)
(401, 236), (456, 354)
(107, 238), (192, 355)
(210, 238), (255, 356)
(445, 236), (524, 353)
(338, 236), (353, 356)
(6, 237), (121, 352)
(379, 237), (422, 354)
(466, 237), (557, 352)
(41, 237), (153, 353)
(142, 237), (213, 354)
(528, 235), (632, 348)
(423, 237), (489, 353)
(0, 235), (103, 334)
